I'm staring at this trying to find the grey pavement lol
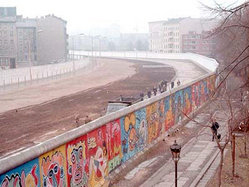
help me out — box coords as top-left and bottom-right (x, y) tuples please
(133, 108), (229, 187)
(140, 59), (207, 85)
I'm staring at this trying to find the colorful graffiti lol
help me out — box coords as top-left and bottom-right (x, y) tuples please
(183, 87), (192, 115)
(0, 75), (217, 187)
(39, 145), (67, 187)
(66, 135), (88, 187)
(208, 75), (216, 95)
(87, 126), (108, 187)
(0, 159), (39, 187)
(164, 95), (175, 131)
(121, 108), (147, 163)
(106, 120), (122, 172)
(135, 108), (147, 152)
(121, 113), (138, 162)
(175, 90), (184, 124)
(146, 103), (160, 144)
(192, 82), (200, 110)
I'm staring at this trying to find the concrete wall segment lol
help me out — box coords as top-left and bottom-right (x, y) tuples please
(0, 72), (214, 175)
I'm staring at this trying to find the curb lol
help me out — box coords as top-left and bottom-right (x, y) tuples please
(189, 148), (220, 187)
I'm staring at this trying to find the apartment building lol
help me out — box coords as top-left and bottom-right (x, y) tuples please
(182, 31), (216, 57)
(0, 7), (68, 68)
(0, 7), (17, 68)
(149, 18), (183, 53)
(149, 17), (217, 55)
(16, 16), (37, 64)
(37, 15), (68, 64)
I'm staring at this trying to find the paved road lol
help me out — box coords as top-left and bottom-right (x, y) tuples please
(139, 58), (207, 85)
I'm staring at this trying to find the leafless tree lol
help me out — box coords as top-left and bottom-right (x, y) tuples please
(180, 2), (249, 186)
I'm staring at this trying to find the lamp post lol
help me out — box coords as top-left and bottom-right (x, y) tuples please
(28, 29), (43, 81)
(71, 33), (85, 73)
(170, 140), (181, 187)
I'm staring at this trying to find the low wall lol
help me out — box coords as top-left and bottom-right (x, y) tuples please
(0, 58), (90, 86)
(0, 72), (216, 187)
(72, 51), (219, 72)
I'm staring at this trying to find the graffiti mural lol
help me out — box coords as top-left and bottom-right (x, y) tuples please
(0, 159), (39, 187)
(164, 95), (175, 131)
(121, 113), (138, 162)
(0, 75), (217, 187)
(192, 82), (200, 110)
(146, 103), (160, 144)
(183, 87), (192, 116)
(175, 90), (184, 124)
(87, 126), (108, 187)
(208, 75), (216, 95)
(39, 145), (67, 187)
(135, 108), (147, 152)
(66, 135), (88, 187)
(106, 120), (122, 172)
(158, 99), (165, 135)
(200, 80), (208, 104)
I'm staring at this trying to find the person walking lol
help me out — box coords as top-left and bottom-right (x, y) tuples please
(211, 119), (220, 141)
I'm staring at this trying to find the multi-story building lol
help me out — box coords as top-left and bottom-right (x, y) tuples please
(37, 15), (68, 64)
(0, 7), (17, 68)
(182, 31), (216, 57)
(149, 18), (183, 53)
(0, 7), (68, 68)
(16, 16), (37, 64)
(149, 17), (217, 56)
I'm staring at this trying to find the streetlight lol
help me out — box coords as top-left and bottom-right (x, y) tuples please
(28, 29), (43, 81)
(71, 33), (85, 73)
(170, 140), (181, 187)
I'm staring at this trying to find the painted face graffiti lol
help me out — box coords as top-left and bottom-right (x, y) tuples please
(1, 165), (38, 187)
(1, 175), (21, 187)
(41, 152), (65, 187)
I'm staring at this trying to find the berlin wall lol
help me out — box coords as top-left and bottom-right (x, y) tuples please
(0, 69), (216, 186)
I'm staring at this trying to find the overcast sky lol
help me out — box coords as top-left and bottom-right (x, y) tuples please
(2, 0), (245, 34)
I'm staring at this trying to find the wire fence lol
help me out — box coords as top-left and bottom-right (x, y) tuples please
(0, 57), (90, 88)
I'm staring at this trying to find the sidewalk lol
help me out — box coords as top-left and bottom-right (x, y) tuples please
(140, 110), (228, 187)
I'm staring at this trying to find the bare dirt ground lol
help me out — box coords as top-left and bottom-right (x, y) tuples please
(207, 134), (249, 187)
(0, 58), (135, 113)
(0, 58), (175, 157)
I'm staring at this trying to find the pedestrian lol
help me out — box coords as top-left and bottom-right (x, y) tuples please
(177, 80), (181, 86)
(147, 90), (152, 98)
(153, 87), (157, 95)
(171, 81), (174, 89)
(211, 119), (220, 141)
(140, 93), (144, 101)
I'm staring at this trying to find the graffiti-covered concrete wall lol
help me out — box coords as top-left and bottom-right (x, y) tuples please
(0, 74), (216, 187)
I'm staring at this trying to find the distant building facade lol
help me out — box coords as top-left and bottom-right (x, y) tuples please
(182, 31), (216, 57)
(16, 16), (37, 64)
(0, 7), (68, 68)
(37, 15), (68, 64)
(149, 18), (217, 56)
(0, 7), (17, 67)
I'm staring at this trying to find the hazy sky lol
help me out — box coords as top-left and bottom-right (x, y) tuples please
(2, 0), (245, 34)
